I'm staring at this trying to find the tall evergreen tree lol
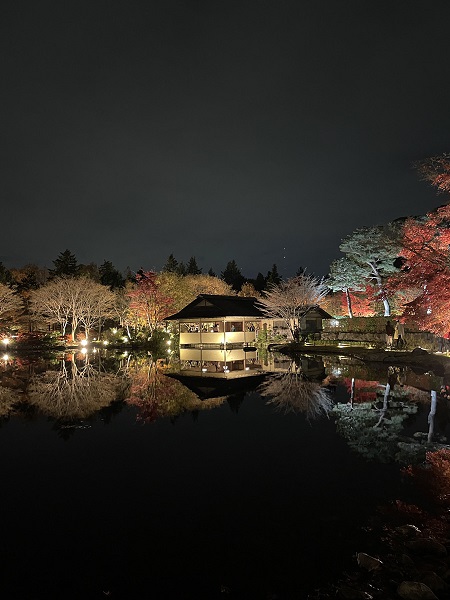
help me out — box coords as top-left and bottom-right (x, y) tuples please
(266, 264), (281, 286)
(163, 253), (179, 273)
(338, 226), (400, 317)
(254, 272), (266, 292)
(49, 249), (79, 278)
(186, 256), (202, 275)
(208, 267), (216, 277)
(99, 260), (125, 290)
(177, 261), (187, 276)
(221, 260), (245, 291)
(0, 262), (13, 285)
(78, 262), (100, 281)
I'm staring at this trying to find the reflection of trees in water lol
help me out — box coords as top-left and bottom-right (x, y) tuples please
(259, 371), (333, 420)
(0, 386), (21, 419)
(28, 355), (129, 421)
(125, 356), (224, 423)
(0, 356), (52, 421)
(332, 398), (421, 463)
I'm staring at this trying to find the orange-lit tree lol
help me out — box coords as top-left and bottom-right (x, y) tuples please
(126, 270), (173, 337)
(396, 204), (450, 335)
(416, 152), (450, 194)
(0, 283), (23, 328)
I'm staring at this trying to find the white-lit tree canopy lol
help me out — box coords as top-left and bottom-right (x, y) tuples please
(258, 274), (328, 339)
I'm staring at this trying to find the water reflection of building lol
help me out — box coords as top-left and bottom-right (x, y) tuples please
(179, 347), (263, 378)
(265, 353), (326, 380)
(165, 294), (266, 379)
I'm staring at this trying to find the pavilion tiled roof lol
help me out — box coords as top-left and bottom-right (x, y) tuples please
(165, 294), (265, 320)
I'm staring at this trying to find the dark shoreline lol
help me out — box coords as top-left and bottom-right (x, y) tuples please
(271, 342), (450, 380)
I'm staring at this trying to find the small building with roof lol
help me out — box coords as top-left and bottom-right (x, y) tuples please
(165, 294), (264, 349)
(165, 294), (332, 378)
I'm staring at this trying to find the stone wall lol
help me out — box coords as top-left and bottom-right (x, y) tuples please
(320, 328), (443, 351)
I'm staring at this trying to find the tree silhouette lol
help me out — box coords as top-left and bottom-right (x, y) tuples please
(266, 263), (281, 286)
(221, 260), (245, 291)
(49, 249), (79, 278)
(99, 260), (125, 290)
(163, 253), (179, 273)
(186, 256), (202, 275)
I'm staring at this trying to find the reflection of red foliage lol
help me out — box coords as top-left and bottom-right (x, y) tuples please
(343, 378), (379, 402)
(379, 500), (448, 539)
(126, 362), (181, 424)
(405, 449), (450, 510)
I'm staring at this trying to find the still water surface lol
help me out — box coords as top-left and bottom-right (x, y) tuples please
(0, 351), (444, 599)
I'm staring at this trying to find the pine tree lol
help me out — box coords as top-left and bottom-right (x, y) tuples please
(266, 263), (281, 286)
(186, 256), (202, 275)
(99, 260), (125, 290)
(49, 249), (79, 278)
(221, 260), (245, 291)
(177, 261), (187, 276)
(254, 272), (266, 292)
(163, 253), (179, 273)
(0, 262), (13, 285)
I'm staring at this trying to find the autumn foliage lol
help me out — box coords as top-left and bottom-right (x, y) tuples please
(405, 449), (450, 511)
(127, 270), (173, 334)
(394, 205), (450, 335)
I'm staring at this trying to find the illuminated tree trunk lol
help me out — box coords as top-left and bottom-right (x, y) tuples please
(345, 288), (353, 318)
(369, 262), (390, 316)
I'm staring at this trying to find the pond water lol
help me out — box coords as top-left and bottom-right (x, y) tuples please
(0, 350), (447, 599)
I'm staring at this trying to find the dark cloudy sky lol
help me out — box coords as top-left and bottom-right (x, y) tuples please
(2, 0), (450, 278)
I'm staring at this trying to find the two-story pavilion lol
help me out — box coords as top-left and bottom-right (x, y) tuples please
(165, 294), (265, 349)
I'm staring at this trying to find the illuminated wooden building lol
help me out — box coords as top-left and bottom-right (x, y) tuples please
(165, 294), (265, 349)
(165, 294), (265, 377)
(165, 294), (332, 378)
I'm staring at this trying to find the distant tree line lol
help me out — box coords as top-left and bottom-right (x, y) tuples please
(2, 152), (450, 341)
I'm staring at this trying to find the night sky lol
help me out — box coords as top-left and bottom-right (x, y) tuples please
(2, 1), (450, 279)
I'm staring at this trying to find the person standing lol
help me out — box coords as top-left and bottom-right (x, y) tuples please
(396, 320), (406, 349)
(393, 321), (399, 347)
(385, 320), (394, 349)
